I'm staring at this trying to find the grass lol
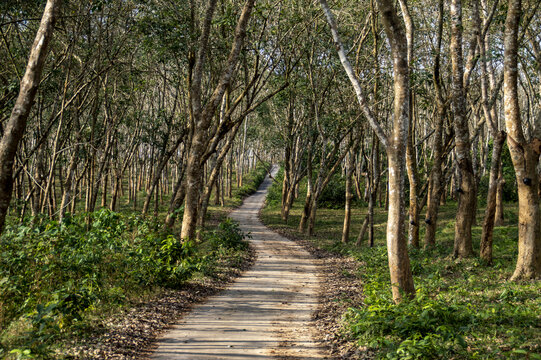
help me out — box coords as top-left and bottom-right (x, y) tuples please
(0, 163), (269, 359)
(261, 171), (541, 359)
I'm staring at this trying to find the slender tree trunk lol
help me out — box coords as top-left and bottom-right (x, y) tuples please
(181, 0), (255, 240)
(368, 137), (380, 247)
(398, 0), (419, 249)
(197, 123), (241, 232)
(356, 214), (369, 246)
(377, 0), (416, 301)
(424, 0), (445, 246)
(495, 166), (505, 226)
(142, 138), (182, 216)
(451, 0), (475, 258)
(320, 0), (414, 302)
(480, 132), (506, 263)
(424, 107), (445, 248)
(165, 175), (186, 228)
(307, 197), (318, 236)
(59, 144), (80, 221)
(342, 149), (355, 243)
(406, 99), (420, 248)
(0, 0), (61, 233)
(101, 167), (108, 208)
(503, 0), (541, 280)
(299, 178), (312, 232)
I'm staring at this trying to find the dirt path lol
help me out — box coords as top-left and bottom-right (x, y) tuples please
(151, 167), (325, 359)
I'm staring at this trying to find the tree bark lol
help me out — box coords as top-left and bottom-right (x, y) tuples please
(320, 0), (415, 302)
(451, 0), (475, 258)
(0, 0), (61, 233)
(494, 166), (505, 226)
(181, 0), (255, 240)
(342, 147), (355, 243)
(503, 0), (541, 280)
(480, 131), (506, 263)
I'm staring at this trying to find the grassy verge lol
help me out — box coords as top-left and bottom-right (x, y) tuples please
(0, 163), (269, 359)
(261, 170), (540, 359)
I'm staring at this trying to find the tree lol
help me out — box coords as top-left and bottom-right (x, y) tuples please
(180, 0), (256, 241)
(320, 0), (415, 302)
(450, 0), (476, 258)
(0, 0), (61, 233)
(503, 0), (541, 280)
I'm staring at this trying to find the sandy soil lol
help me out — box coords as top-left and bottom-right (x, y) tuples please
(150, 167), (326, 359)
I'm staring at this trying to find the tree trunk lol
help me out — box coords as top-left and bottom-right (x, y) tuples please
(180, 0), (255, 240)
(142, 137), (182, 216)
(424, 107), (445, 248)
(165, 175), (186, 228)
(59, 144), (80, 221)
(368, 137), (380, 247)
(299, 178), (312, 232)
(0, 0), (61, 233)
(424, 0), (446, 246)
(320, 0), (415, 302)
(342, 149), (355, 243)
(451, 0), (475, 258)
(406, 100), (420, 248)
(494, 166), (505, 226)
(503, 0), (541, 280)
(480, 131), (506, 263)
(197, 123), (241, 233)
(356, 214), (369, 246)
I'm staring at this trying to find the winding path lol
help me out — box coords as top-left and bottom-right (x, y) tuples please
(151, 167), (324, 359)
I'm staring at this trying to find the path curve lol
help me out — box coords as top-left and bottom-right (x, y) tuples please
(151, 167), (324, 359)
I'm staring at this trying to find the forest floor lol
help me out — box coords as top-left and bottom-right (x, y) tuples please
(149, 166), (327, 359)
(68, 250), (256, 359)
(260, 171), (541, 359)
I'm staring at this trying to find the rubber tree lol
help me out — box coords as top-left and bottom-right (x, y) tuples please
(423, 0), (447, 248)
(0, 0), (62, 234)
(180, 0), (256, 240)
(450, 0), (476, 258)
(320, 0), (415, 302)
(503, 0), (541, 280)
(478, 0), (506, 264)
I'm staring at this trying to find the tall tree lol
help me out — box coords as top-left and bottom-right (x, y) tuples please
(503, 0), (541, 280)
(0, 0), (61, 233)
(320, 0), (415, 302)
(450, 0), (476, 258)
(180, 0), (256, 240)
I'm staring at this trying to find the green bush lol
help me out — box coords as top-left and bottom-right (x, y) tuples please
(233, 162), (269, 199)
(318, 174), (347, 209)
(265, 167), (284, 207)
(0, 209), (250, 356)
(207, 218), (249, 250)
(346, 287), (471, 359)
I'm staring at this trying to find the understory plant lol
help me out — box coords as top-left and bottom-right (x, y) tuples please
(0, 210), (249, 358)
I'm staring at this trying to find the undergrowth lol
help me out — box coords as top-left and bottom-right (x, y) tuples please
(0, 212), (249, 359)
(0, 164), (268, 359)
(261, 170), (541, 360)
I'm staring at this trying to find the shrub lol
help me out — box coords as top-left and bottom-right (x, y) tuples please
(265, 167), (284, 206)
(207, 218), (249, 250)
(345, 287), (471, 359)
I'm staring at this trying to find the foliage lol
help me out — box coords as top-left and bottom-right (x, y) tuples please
(477, 142), (518, 205)
(318, 173), (348, 209)
(233, 162), (270, 199)
(265, 167), (284, 207)
(207, 218), (249, 251)
(0, 209), (250, 357)
(261, 193), (541, 359)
